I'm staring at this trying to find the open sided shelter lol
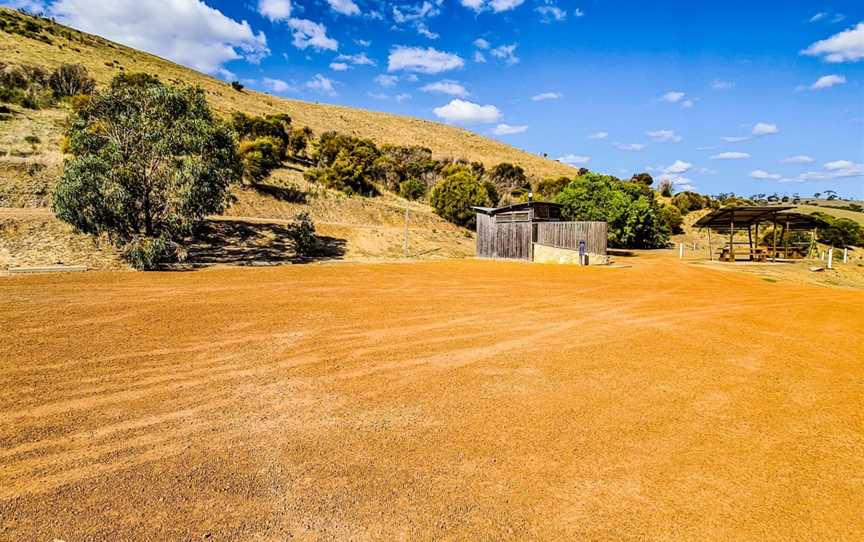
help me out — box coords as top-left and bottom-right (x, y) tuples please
(694, 206), (829, 262)
(474, 201), (607, 262)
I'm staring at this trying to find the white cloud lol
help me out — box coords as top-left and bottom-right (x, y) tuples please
(558, 154), (591, 166)
(492, 123), (528, 135)
(433, 99), (501, 124)
(810, 74), (846, 90)
(647, 129), (682, 143)
(750, 170), (781, 180)
(782, 155), (814, 164)
(461, 0), (525, 13)
(393, 1), (441, 23)
(532, 92), (562, 101)
(416, 23), (439, 39)
(588, 131), (608, 140)
(330, 62), (349, 71)
(490, 44), (520, 65)
(257, 0), (291, 21)
(536, 4), (566, 23)
(326, 0), (360, 16)
(287, 18), (338, 51)
(395, 93), (411, 103)
(801, 23), (864, 63)
(2, 0), (47, 11)
(374, 74), (399, 87)
(614, 143), (645, 151)
(810, 12), (827, 23)
(663, 160), (692, 174)
(658, 173), (694, 190)
(473, 51), (487, 63)
(262, 77), (295, 93)
(49, 0), (269, 75)
(711, 152), (750, 160)
(422, 80), (469, 97)
(356, 39), (371, 47)
(334, 52), (376, 66)
(798, 161), (864, 180)
(752, 122), (778, 135)
(660, 91), (695, 108)
(711, 79), (735, 90)
(825, 160), (856, 170)
(388, 46), (464, 74)
(723, 136), (750, 143)
(474, 38), (490, 49)
(305, 73), (336, 95)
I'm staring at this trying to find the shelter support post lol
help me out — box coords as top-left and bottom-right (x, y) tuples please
(747, 225), (753, 261)
(784, 219), (790, 259)
(771, 213), (778, 262)
(729, 211), (735, 262)
(707, 228), (712, 260)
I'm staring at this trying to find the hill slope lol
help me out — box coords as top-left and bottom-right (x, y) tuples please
(0, 7), (572, 179)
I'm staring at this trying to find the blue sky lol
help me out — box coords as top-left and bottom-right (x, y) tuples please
(6, 0), (864, 197)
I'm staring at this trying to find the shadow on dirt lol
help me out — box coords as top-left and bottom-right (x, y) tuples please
(183, 219), (346, 266)
(248, 182), (307, 203)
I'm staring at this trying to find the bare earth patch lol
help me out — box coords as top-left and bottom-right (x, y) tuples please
(1, 255), (862, 540)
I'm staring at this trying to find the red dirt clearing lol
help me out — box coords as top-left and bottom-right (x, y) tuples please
(1, 254), (863, 540)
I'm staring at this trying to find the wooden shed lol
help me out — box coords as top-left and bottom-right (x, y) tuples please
(474, 202), (608, 262)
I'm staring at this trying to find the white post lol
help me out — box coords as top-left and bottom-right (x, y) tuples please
(828, 248), (833, 269)
(821, 251), (825, 261)
(843, 248), (848, 263)
(679, 242), (684, 259)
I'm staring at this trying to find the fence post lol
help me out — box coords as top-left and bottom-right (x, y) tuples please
(843, 248), (848, 263)
(679, 243), (684, 259)
(828, 248), (833, 269)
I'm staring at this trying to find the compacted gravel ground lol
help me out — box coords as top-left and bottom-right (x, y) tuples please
(1, 254), (862, 540)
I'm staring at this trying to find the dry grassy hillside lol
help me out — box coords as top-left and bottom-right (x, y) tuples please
(0, 8), (573, 179)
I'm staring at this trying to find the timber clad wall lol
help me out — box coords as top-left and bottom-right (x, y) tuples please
(537, 222), (607, 255)
(476, 218), (607, 260)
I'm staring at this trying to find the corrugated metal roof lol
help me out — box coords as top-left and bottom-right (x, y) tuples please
(472, 201), (563, 215)
(694, 206), (828, 230)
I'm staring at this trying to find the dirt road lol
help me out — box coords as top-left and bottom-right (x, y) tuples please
(1, 254), (862, 540)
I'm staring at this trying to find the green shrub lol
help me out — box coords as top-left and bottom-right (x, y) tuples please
(287, 212), (317, 257)
(399, 178), (425, 200)
(123, 236), (176, 270)
(24, 134), (40, 145)
(812, 213), (863, 247)
(631, 172), (654, 186)
(306, 133), (380, 196)
(658, 203), (683, 234)
(238, 137), (283, 184)
(231, 81), (244, 92)
(672, 191), (709, 214)
(429, 170), (490, 228)
(556, 173), (669, 248)
(536, 176), (571, 199)
(489, 162), (529, 194)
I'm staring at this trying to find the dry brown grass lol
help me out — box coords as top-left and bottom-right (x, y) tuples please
(0, 7), (574, 180)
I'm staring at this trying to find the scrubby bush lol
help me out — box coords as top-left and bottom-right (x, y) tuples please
(48, 64), (95, 97)
(399, 178), (425, 200)
(812, 212), (863, 247)
(658, 203), (684, 234)
(231, 81), (244, 92)
(556, 173), (669, 248)
(536, 176), (571, 199)
(631, 172), (654, 186)
(374, 144), (436, 191)
(489, 162), (529, 195)
(658, 179), (674, 197)
(288, 126), (313, 157)
(429, 170), (491, 228)
(287, 212), (317, 257)
(238, 137), (283, 184)
(123, 236), (178, 271)
(671, 191), (710, 214)
(306, 132), (380, 196)
(52, 74), (240, 269)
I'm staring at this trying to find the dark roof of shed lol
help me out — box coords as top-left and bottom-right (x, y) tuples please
(694, 206), (829, 230)
(472, 201), (563, 215)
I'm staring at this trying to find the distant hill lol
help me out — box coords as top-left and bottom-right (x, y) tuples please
(0, 7), (572, 179)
